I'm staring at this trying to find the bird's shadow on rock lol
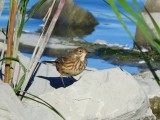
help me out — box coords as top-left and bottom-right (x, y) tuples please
(24, 63), (77, 91)
(37, 76), (77, 89)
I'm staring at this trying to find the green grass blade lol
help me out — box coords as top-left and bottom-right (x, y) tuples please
(155, 40), (160, 45)
(117, 0), (144, 24)
(134, 42), (160, 85)
(0, 57), (19, 63)
(19, 92), (55, 110)
(117, 0), (160, 52)
(132, 0), (141, 14)
(17, 0), (29, 37)
(119, 11), (136, 24)
(107, 0), (159, 51)
(107, 0), (135, 40)
(0, 57), (27, 93)
(144, 7), (160, 40)
(103, 0), (137, 27)
(103, 0), (160, 84)
(20, 95), (53, 109)
(25, 0), (46, 24)
(14, 74), (26, 93)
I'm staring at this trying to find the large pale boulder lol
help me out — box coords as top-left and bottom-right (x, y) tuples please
(24, 64), (155, 120)
(0, 53), (156, 120)
(29, 0), (98, 37)
(135, 0), (160, 49)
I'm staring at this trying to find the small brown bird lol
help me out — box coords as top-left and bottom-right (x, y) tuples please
(43, 47), (88, 87)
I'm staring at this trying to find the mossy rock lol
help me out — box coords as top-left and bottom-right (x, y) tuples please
(150, 96), (160, 119)
(95, 47), (160, 68)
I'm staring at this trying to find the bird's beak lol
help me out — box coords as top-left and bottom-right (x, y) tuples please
(86, 49), (94, 54)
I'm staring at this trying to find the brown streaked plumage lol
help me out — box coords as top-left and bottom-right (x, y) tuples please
(43, 47), (88, 87)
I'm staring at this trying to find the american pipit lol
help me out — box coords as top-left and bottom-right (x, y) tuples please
(43, 47), (88, 87)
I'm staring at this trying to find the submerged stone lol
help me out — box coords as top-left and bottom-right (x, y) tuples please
(28, 0), (98, 37)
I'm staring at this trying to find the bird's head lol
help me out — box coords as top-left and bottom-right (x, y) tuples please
(74, 47), (88, 61)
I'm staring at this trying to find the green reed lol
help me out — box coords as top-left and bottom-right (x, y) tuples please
(104, 0), (160, 85)
(0, 0), (66, 119)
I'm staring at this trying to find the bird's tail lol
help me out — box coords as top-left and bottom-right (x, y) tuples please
(41, 60), (56, 65)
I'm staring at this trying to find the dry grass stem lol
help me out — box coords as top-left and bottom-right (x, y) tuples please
(22, 0), (66, 91)
(4, 0), (17, 84)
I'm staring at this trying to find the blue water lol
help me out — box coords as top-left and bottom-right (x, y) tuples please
(0, 0), (146, 47)
(23, 53), (139, 74)
(0, 0), (146, 74)
(73, 0), (146, 48)
(0, 0), (43, 33)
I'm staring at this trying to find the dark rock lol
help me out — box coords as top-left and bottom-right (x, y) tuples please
(142, 0), (160, 12)
(150, 96), (160, 119)
(135, 26), (156, 50)
(28, 0), (98, 37)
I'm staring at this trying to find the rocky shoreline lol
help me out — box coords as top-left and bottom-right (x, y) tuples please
(0, 0), (160, 119)
(0, 32), (159, 72)
(0, 53), (160, 120)
(0, 32), (159, 119)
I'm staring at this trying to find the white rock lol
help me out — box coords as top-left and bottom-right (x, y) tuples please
(0, 80), (61, 120)
(23, 101), (62, 120)
(0, 53), (155, 120)
(0, 81), (28, 120)
(95, 39), (107, 45)
(134, 70), (160, 98)
(138, 60), (145, 64)
(25, 67), (155, 120)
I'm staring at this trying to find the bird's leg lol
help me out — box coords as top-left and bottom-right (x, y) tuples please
(60, 75), (65, 88)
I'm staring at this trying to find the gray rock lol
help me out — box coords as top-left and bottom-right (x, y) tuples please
(0, 81), (28, 120)
(0, 54), (156, 120)
(25, 65), (155, 120)
(134, 70), (160, 97)
(28, 0), (98, 37)
(0, 80), (61, 120)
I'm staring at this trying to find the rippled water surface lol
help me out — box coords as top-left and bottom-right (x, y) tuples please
(0, 0), (146, 73)
(0, 0), (146, 48)
(73, 0), (146, 48)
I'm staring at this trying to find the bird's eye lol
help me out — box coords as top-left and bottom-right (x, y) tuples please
(79, 50), (82, 53)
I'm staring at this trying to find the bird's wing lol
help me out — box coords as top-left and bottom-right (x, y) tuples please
(55, 56), (73, 64)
